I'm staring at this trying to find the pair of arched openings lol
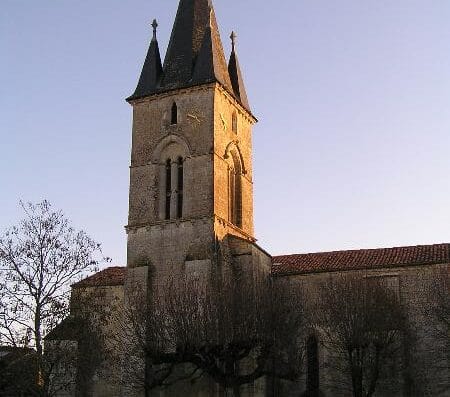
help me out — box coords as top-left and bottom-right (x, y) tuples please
(164, 157), (183, 220)
(154, 136), (187, 221)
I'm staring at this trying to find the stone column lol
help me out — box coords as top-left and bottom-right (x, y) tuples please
(158, 163), (166, 220)
(171, 159), (178, 219)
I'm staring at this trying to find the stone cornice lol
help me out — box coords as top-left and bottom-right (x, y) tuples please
(214, 215), (256, 242)
(128, 83), (216, 106)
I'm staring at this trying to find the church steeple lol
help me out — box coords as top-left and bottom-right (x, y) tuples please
(128, 19), (163, 101)
(126, 1), (257, 270)
(228, 31), (250, 111)
(128, 0), (249, 106)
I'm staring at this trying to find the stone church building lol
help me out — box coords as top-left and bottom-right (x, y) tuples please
(51, 0), (449, 396)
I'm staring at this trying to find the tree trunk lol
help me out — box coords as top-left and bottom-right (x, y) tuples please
(349, 351), (363, 397)
(232, 384), (241, 397)
(34, 305), (44, 395)
(366, 347), (381, 397)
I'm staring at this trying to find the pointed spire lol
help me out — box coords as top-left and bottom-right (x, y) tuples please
(128, 19), (163, 101)
(191, 9), (233, 89)
(228, 31), (250, 111)
(162, 0), (232, 91)
(129, 1), (249, 106)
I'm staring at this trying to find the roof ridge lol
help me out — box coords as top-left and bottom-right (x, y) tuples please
(72, 266), (126, 288)
(272, 243), (450, 276)
(273, 242), (450, 259)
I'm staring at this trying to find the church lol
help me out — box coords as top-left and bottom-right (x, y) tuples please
(50, 1), (449, 396)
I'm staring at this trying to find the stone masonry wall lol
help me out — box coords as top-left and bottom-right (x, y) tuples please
(272, 263), (450, 397)
(213, 85), (255, 239)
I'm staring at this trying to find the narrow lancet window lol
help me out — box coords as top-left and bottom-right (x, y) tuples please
(165, 159), (172, 220)
(228, 153), (242, 229)
(228, 167), (236, 225)
(171, 102), (178, 125)
(307, 335), (320, 394)
(177, 157), (184, 219)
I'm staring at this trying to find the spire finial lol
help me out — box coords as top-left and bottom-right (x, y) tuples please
(230, 31), (237, 51)
(151, 19), (158, 41)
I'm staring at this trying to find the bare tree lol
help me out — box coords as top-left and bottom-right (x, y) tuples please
(112, 250), (304, 396)
(0, 200), (103, 396)
(314, 274), (407, 397)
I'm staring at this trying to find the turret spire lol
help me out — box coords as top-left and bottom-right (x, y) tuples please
(228, 31), (250, 111)
(128, 18), (163, 101)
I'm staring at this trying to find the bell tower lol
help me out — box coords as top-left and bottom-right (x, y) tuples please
(126, 0), (257, 272)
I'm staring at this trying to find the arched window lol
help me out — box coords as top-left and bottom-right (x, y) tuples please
(171, 102), (178, 125)
(176, 157), (184, 219)
(232, 112), (238, 134)
(306, 335), (320, 394)
(228, 152), (242, 228)
(154, 136), (190, 222)
(165, 159), (172, 220)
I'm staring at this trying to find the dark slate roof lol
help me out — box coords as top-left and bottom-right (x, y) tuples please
(272, 243), (450, 276)
(72, 267), (126, 288)
(129, 29), (163, 100)
(191, 13), (232, 90)
(128, 0), (250, 112)
(228, 37), (250, 111)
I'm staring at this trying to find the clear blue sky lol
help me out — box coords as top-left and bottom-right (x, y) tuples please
(2, 0), (450, 266)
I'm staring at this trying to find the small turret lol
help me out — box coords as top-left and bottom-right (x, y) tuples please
(228, 31), (250, 111)
(128, 19), (163, 101)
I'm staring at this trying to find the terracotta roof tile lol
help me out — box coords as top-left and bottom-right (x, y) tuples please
(272, 243), (450, 276)
(72, 267), (126, 288)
